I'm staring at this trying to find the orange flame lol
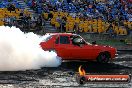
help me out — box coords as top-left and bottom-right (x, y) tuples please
(79, 65), (86, 76)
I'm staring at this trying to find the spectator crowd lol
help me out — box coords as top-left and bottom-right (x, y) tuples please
(26, 0), (132, 35)
(0, 0), (45, 32)
(26, 0), (132, 21)
(0, 0), (131, 35)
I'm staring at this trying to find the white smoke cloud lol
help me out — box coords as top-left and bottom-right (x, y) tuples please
(0, 26), (62, 71)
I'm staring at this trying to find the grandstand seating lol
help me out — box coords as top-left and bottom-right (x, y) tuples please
(124, 21), (132, 30)
(0, 0), (131, 36)
(44, 9), (130, 35)
(0, 20), (4, 26)
(43, 12), (49, 20)
(0, 0), (33, 26)
(38, 0), (131, 35)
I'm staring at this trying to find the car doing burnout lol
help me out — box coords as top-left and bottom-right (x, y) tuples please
(40, 33), (117, 63)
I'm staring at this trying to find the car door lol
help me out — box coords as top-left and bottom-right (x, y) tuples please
(69, 43), (94, 60)
(69, 36), (94, 60)
(80, 44), (95, 59)
(54, 35), (72, 59)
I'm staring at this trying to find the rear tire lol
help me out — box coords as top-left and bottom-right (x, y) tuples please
(97, 52), (110, 63)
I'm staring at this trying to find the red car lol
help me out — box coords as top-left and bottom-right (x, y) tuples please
(40, 33), (117, 63)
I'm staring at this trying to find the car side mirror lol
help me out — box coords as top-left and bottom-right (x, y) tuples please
(92, 41), (96, 45)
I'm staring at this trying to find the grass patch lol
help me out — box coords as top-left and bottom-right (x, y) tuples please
(88, 40), (126, 46)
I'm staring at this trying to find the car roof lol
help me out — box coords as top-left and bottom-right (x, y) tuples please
(45, 33), (78, 36)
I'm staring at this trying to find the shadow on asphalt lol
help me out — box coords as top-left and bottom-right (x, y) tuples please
(0, 61), (131, 84)
(58, 61), (132, 73)
(0, 61), (131, 77)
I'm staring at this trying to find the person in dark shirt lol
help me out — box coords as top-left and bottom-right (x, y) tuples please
(7, 4), (15, 12)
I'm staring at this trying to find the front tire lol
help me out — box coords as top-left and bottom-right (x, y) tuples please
(97, 52), (110, 63)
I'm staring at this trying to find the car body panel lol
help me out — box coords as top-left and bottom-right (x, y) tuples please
(40, 33), (117, 61)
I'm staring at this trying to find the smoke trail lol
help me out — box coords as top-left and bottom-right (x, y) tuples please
(0, 26), (62, 71)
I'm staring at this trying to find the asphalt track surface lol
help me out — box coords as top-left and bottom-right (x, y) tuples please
(0, 51), (132, 88)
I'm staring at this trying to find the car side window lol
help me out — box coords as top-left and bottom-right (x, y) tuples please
(60, 36), (70, 44)
(70, 35), (86, 46)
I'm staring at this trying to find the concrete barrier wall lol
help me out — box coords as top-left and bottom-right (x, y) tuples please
(79, 33), (128, 41)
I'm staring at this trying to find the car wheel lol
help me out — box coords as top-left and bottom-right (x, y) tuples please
(97, 52), (110, 63)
